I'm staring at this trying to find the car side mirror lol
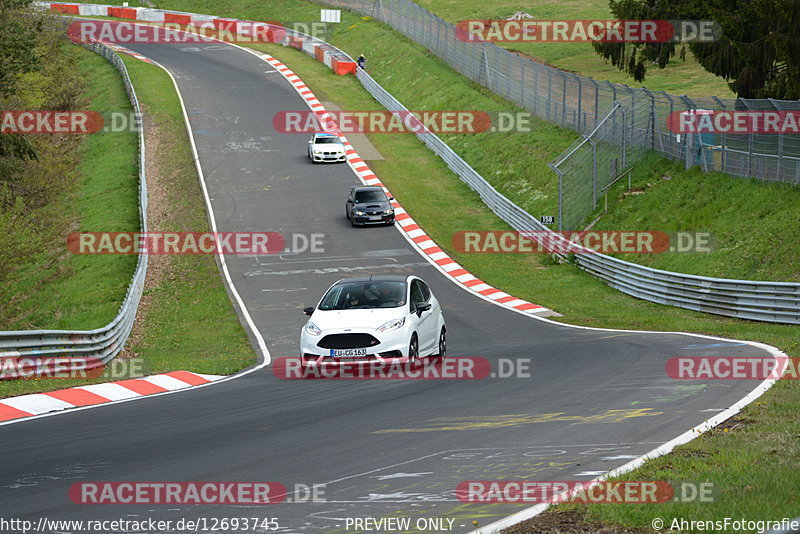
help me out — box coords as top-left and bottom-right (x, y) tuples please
(303, 306), (315, 316)
(415, 302), (431, 317)
(308, 140), (313, 143)
(389, 196), (394, 201)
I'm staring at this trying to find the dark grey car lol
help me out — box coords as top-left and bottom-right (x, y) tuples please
(345, 186), (396, 226)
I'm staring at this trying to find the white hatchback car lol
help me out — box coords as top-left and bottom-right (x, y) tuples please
(300, 275), (446, 365)
(307, 132), (346, 163)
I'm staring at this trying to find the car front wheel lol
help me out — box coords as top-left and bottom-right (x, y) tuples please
(408, 334), (419, 366)
(434, 327), (446, 359)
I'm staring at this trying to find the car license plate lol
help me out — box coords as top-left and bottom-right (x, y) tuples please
(369, 216), (382, 221)
(331, 348), (368, 358)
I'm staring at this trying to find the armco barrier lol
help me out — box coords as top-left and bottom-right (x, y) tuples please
(355, 68), (800, 324)
(0, 38), (148, 377)
(18, 0), (797, 372)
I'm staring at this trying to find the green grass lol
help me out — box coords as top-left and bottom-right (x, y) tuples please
(593, 155), (800, 281)
(3, 46), (139, 331)
(119, 0), (733, 98)
(0, 49), (255, 399)
(41, 4), (800, 530)
(116, 55), (255, 376)
(81, 0), (800, 283)
(245, 39), (800, 534)
(415, 0), (734, 97)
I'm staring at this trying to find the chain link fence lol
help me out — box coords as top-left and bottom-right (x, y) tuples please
(319, 0), (800, 229)
(550, 101), (638, 231)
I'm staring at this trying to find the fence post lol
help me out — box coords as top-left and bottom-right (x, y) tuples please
(577, 75), (582, 130)
(621, 108), (628, 169)
(561, 71), (567, 126)
(711, 96), (727, 172)
(770, 99), (783, 182)
(480, 43), (492, 89)
(679, 96), (695, 170)
(549, 163), (564, 232)
(591, 139), (598, 209)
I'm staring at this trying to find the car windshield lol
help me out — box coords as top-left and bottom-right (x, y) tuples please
(318, 281), (406, 310)
(354, 190), (387, 203)
(315, 137), (340, 144)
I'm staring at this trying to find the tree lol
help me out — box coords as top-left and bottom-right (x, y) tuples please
(0, 0), (42, 175)
(593, 0), (800, 99)
(0, 0), (42, 97)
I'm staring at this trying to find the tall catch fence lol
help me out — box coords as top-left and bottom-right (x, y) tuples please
(319, 0), (800, 229)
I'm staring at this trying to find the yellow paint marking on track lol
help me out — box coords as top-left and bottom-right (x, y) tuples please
(374, 409), (662, 433)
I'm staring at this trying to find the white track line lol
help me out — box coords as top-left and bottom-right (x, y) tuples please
(9, 27), (785, 534)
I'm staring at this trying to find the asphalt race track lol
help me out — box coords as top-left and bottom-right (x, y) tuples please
(0, 37), (774, 534)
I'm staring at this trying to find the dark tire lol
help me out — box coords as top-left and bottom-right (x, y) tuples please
(434, 327), (446, 359)
(408, 334), (419, 366)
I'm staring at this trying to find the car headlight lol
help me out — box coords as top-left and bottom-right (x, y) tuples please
(304, 322), (322, 336)
(383, 207), (394, 215)
(354, 210), (365, 216)
(313, 148), (324, 154)
(376, 317), (405, 334)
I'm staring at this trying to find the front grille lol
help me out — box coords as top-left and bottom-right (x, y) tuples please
(318, 333), (380, 349)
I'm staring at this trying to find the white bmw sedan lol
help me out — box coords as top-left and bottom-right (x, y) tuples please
(300, 275), (446, 365)
(307, 132), (346, 163)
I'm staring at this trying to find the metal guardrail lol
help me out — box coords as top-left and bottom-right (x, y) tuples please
(4, 4), (795, 381)
(318, 0), (800, 232)
(355, 69), (800, 324)
(0, 40), (148, 376)
(318, 0), (800, 182)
